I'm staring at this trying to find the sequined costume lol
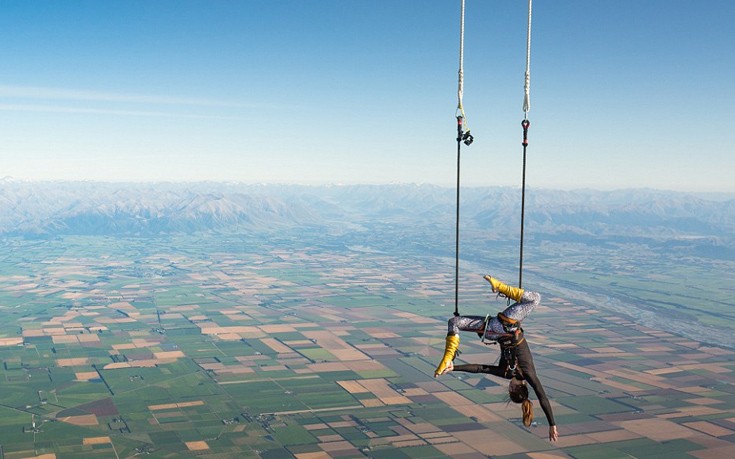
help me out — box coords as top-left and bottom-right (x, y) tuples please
(446, 290), (540, 341)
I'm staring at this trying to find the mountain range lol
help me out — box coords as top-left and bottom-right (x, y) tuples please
(1, 180), (733, 258)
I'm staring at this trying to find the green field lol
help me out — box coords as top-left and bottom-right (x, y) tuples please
(0, 233), (732, 458)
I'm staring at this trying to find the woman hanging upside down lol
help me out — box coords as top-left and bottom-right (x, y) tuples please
(434, 275), (559, 442)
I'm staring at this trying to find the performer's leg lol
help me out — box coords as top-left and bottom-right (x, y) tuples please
(501, 291), (541, 323)
(448, 315), (487, 335)
(434, 334), (459, 377)
(435, 315), (486, 377)
(484, 275), (541, 323)
(485, 275), (524, 302)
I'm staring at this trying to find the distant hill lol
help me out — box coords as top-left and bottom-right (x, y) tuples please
(1, 181), (733, 257)
(0, 181), (319, 236)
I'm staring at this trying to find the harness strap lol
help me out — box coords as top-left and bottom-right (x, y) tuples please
(480, 314), (491, 344)
(497, 312), (520, 333)
(480, 315), (524, 344)
(497, 312), (518, 325)
(501, 332), (525, 377)
(502, 345), (518, 376)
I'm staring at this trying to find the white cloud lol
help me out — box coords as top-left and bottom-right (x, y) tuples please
(0, 84), (240, 107)
(0, 103), (240, 119)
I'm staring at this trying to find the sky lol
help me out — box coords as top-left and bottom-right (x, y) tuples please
(0, 0), (733, 192)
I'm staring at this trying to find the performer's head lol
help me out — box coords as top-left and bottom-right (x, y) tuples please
(508, 377), (533, 427)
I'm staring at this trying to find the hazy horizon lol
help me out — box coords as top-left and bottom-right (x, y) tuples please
(3, 176), (735, 198)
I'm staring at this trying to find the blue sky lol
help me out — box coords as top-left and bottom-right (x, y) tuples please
(1, 1), (733, 191)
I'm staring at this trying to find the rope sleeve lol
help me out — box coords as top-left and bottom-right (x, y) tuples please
(457, 0), (468, 128)
(522, 0), (532, 116)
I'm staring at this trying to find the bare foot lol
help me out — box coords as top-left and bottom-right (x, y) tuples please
(483, 274), (498, 292)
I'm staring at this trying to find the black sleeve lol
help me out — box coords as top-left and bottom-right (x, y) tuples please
(452, 363), (508, 378)
(515, 341), (556, 426)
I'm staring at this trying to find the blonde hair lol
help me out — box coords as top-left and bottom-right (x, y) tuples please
(521, 399), (534, 427)
(508, 378), (534, 427)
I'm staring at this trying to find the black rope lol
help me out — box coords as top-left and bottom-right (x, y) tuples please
(454, 117), (463, 317)
(454, 116), (473, 317)
(518, 119), (530, 288)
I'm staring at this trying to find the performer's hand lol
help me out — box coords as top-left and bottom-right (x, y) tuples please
(548, 425), (558, 442)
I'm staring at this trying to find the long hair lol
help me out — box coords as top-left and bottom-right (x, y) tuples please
(508, 378), (534, 427)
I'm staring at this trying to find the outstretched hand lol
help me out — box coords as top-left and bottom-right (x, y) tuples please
(548, 425), (559, 442)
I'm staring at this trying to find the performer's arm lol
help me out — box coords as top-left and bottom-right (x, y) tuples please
(515, 343), (556, 427)
(524, 370), (556, 428)
(452, 363), (506, 378)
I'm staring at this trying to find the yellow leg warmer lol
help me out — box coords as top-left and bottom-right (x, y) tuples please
(434, 334), (460, 377)
(485, 275), (524, 302)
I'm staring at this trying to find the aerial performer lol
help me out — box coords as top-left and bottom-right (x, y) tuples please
(434, 275), (559, 442)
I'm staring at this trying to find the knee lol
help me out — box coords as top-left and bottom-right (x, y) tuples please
(447, 316), (460, 334)
(522, 291), (541, 306)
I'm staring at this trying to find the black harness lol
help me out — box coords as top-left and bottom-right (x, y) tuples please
(478, 313), (525, 378)
(498, 330), (525, 379)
